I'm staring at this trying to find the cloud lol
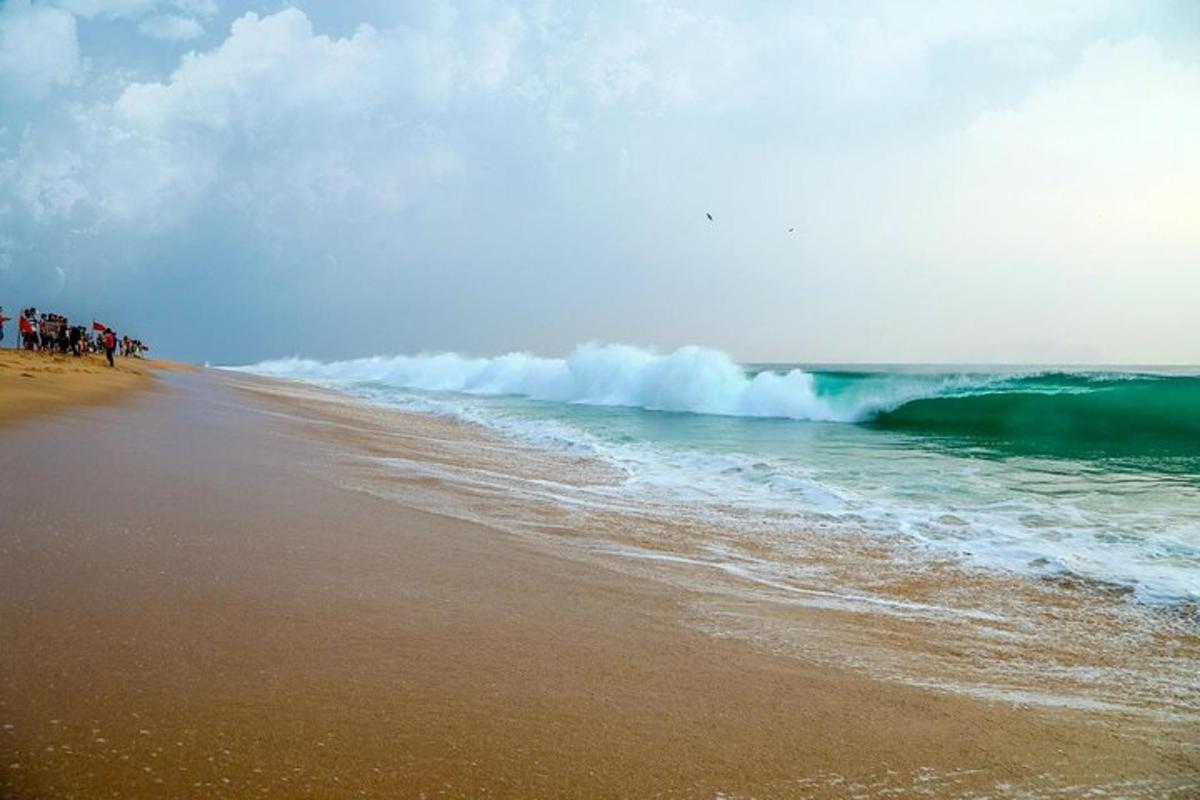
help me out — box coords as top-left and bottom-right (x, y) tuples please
(0, 1), (1197, 363)
(7, 3), (1194, 237)
(0, 8), (483, 241)
(2, 139), (90, 221)
(53, 0), (217, 21)
(6, 6), (545, 234)
(934, 36), (1200, 261)
(138, 14), (204, 41)
(0, 0), (81, 94)
(115, 10), (390, 134)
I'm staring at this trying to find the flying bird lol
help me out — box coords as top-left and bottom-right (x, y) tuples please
(706, 213), (713, 222)
(788, 227), (794, 233)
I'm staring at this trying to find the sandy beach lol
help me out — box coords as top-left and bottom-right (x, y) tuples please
(5, 2), (1197, 795)
(0, 350), (193, 426)
(1, 369), (1197, 799)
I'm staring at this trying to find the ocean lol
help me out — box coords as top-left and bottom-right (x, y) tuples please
(237, 343), (1200, 608)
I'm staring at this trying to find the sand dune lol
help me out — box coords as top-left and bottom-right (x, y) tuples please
(0, 350), (193, 426)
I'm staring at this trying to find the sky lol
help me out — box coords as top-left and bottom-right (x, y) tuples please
(0, 0), (1197, 365)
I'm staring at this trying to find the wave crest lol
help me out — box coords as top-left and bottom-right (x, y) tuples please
(240, 343), (868, 421)
(237, 344), (1200, 463)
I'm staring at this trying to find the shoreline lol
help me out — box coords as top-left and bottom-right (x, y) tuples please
(2, 370), (1196, 798)
(235, 357), (1200, 611)
(232, 373), (1200, 726)
(0, 349), (195, 427)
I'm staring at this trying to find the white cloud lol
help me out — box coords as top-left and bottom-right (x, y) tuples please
(71, 9), (477, 229)
(138, 14), (204, 41)
(0, 0), (81, 94)
(52, 0), (218, 28)
(115, 10), (391, 133)
(935, 36), (1200, 261)
(8, 3), (1196, 239)
(866, 0), (1130, 44)
(3, 7), (486, 235)
(572, 6), (759, 113)
(2, 138), (89, 221)
(470, 5), (524, 89)
(2, 1), (1197, 361)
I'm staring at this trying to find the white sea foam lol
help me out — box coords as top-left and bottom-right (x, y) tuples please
(232, 345), (1200, 606)
(238, 343), (972, 422)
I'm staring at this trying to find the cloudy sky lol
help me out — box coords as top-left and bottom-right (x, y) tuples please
(1, 0), (1197, 364)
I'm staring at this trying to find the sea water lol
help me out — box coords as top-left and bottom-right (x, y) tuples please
(237, 343), (1200, 607)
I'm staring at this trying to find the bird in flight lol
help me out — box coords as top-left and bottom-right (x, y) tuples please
(706, 212), (713, 222)
(788, 227), (794, 233)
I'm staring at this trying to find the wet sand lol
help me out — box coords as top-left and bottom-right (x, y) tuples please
(0, 350), (193, 426)
(1, 371), (1196, 798)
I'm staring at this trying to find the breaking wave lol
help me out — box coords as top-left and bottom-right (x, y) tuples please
(242, 344), (953, 421)
(239, 343), (1200, 463)
(234, 344), (1200, 604)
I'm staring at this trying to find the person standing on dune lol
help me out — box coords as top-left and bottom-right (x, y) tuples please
(19, 312), (36, 350)
(0, 307), (8, 345)
(102, 328), (117, 367)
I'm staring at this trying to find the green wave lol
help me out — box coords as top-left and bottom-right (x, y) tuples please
(868, 373), (1200, 466)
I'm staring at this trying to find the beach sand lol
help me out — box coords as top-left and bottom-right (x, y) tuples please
(1, 370), (1196, 798)
(0, 350), (193, 426)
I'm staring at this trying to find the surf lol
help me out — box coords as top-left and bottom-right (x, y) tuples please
(870, 372), (1200, 463)
(241, 344), (1200, 465)
(234, 345), (1200, 605)
(240, 343), (1007, 423)
(243, 344), (846, 420)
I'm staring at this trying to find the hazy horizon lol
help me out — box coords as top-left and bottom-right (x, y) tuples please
(2, 1), (1198, 365)
(237, 349), (1200, 370)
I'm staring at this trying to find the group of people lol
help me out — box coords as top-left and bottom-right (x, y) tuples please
(0, 306), (148, 368)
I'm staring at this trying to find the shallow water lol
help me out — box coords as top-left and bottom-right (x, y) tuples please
(236, 345), (1200, 607)
(221, 365), (1200, 732)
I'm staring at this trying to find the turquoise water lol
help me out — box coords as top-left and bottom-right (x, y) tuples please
(238, 346), (1200, 605)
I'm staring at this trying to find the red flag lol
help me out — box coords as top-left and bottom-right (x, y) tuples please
(93, 320), (107, 332)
